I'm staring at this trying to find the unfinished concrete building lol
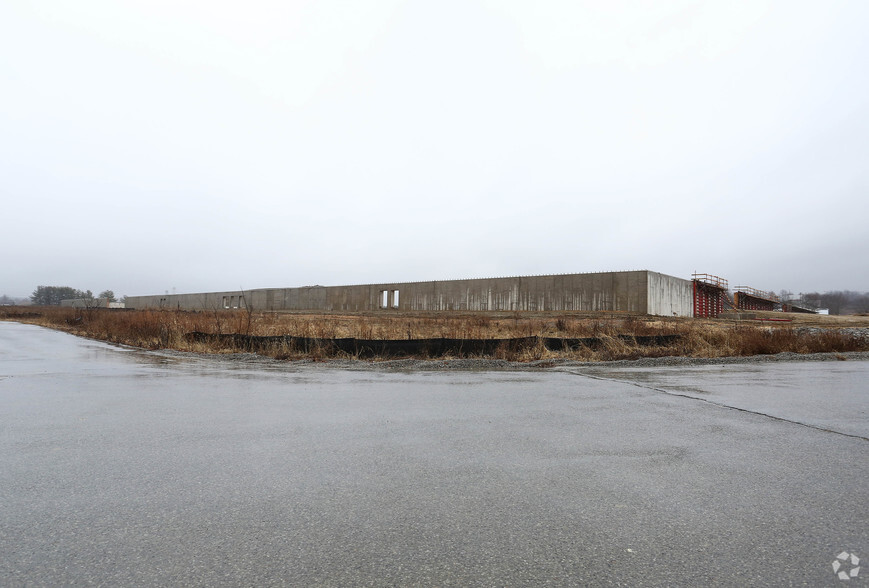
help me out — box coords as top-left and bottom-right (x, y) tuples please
(691, 273), (730, 318)
(125, 270), (694, 317)
(733, 286), (780, 312)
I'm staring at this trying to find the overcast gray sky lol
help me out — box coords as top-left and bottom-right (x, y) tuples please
(2, 1), (867, 299)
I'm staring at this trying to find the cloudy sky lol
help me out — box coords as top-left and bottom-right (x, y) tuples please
(2, 1), (867, 299)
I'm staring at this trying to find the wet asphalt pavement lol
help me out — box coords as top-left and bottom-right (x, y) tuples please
(1, 322), (867, 586)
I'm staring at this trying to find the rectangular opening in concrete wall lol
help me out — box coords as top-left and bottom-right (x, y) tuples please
(223, 296), (229, 309)
(238, 296), (245, 309)
(392, 290), (399, 308)
(380, 290), (388, 309)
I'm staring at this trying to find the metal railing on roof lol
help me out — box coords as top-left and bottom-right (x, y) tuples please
(691, 273), (729, 289)
(733, 286), (780, 303)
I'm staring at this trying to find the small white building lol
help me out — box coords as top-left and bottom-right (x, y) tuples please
(60, 298), (125, 309)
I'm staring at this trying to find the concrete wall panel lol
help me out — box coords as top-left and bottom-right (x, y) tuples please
(124, 270), (690, 316)
(647, 272), (693, 317)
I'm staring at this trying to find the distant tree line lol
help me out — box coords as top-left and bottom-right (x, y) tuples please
(801, 291), (869, 315)
(0, 294), (30, 305)
(30, 286), (118, 306)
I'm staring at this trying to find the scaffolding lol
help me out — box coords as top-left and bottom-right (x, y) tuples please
(692, 273), (729, 318)
(691, 273), (728, 289)
(733, 286), (779, 303)
(733, 286), (779, 311)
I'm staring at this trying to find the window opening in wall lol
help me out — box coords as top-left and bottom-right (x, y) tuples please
(230, 296), (237, 309)
(392, 290), (399, 308)
(223, 296), (229, 309)
(238, 296), (245, 309)
(380, 290), (388, 309)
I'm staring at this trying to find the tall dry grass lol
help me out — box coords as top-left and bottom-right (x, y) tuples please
(1, 306), (865, 361)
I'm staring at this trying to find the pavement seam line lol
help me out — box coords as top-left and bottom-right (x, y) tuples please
(561, 369), (869, 443)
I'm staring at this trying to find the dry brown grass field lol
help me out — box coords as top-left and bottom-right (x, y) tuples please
(3, 306), (868, 362)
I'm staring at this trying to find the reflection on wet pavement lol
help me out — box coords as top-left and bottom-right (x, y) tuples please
(1, 322), (867, 586)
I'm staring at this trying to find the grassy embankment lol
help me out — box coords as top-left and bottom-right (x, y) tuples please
(2, 306), (867, 361)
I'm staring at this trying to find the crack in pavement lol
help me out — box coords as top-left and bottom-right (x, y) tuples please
(561, 369), (869, 443)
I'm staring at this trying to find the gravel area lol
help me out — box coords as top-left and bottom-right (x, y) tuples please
(796, 326), (869, 342)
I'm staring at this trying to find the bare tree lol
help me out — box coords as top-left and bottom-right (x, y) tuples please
(239, 287), (254, 335)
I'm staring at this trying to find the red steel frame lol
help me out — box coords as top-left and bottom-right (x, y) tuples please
(733, 286), (779, 311)
(692, 273), (728, 318)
